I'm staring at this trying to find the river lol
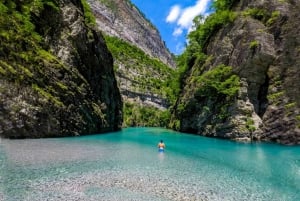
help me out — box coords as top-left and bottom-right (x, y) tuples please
(0, 127), (299, 201)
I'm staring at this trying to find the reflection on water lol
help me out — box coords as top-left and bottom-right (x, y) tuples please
(158, 152), (165, 162)
(0, 127), (300, 201)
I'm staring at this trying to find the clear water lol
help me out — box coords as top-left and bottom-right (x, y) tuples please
(0, 127), (299, 201)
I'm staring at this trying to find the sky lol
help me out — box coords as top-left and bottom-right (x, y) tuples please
(130, 0), (213, 55)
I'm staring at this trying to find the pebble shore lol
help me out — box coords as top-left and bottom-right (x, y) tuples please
(1, 165), (214, 201)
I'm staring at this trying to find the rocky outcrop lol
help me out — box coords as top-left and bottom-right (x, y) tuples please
(87, 0), (175, 68)
(172, 0), (300, 145)
(0, 0), (122, 138)
(259, 0), (300, 144)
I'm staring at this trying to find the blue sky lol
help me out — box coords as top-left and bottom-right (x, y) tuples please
(131, 0), (213, 55)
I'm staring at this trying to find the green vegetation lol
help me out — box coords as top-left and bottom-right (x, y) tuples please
(267, 91), (284, 101)
(170, 0), (243, 130)
(296, 115), (300, 129)
(194, 65), (240, 98)
(32, 84), (64, 107)
(188, 65), (240, 123)
(188, 10), (237, 52)
(0, 0), (123, 136)
(249, 40), (259, 50)
(123, 102), (170, 127)
(3, 0), (291, 134)
(243, 8), (268, 21)
(92, 102), (107, 123)
(104, 35), (179, 104)
(180, 7), (236, 68)
(267, 91), (284, 106)
(285, 102), (296, 110)
(242, 7), (281, 27)
(266, 11), (280, 26)
(104, 35), (179, 127)
(81, 0), (96, 26)
(56, 82), (68, 90)
(0, 61), (16, 75)
(213, 0), (239, 11)
(246, 117), (256, 132)
(284, 102), (297, 117)
(38, 49), (63, 67)
(0, 0), (81, 107)
(0, 1), (45, 82)
(170, 63), (240, 129)
(99, 0), (118, 13)
(169, 119), (181, 131)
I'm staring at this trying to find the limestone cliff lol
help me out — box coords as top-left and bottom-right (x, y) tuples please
(87, 0), (175, 68)
(172, 0), (300, 145)
(0, 0), (122, 138)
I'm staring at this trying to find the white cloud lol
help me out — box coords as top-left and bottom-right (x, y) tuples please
(177, 0), (210, 29)
(166, 0), (211, 37)
(175, 42), (185, 55)
(166, 5), (181, 23)
(173, 27), (183, 36)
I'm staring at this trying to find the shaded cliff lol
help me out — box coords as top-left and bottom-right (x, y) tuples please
(171, 0), (300, 145)
(0, 0), (122, 138)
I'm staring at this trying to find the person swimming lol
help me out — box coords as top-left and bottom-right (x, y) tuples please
(157, 140), (165, 152)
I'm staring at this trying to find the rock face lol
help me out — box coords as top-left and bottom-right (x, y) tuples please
(86, 0), (176, 127)
(172, 0), (300, 145)
(104, 35), (174, 112)
(0, 0), (122, 138)
(87, 0), (175, 68)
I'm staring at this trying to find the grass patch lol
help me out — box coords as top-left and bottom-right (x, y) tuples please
(266, 11), (280, 26)
(267, 91), (284, 101)
(32, 84), (64, 107)
(243, 8), (268, 21)
(285, 102), (296, 110)
(246, 117), (256, 132)
(249, 40), (259, 50)
(0, 60), (17, 74)
(56, 82), (68, 90)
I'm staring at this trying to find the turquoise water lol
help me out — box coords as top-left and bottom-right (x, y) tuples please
(0, 127), (299, 201)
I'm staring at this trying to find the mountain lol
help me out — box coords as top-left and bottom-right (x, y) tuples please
(4, 0), (297, 145)
(87, 0), (178, 127)
(87, 0), (175, 68)
(0, 0), (122, 138)
(171, 0), (300, 145)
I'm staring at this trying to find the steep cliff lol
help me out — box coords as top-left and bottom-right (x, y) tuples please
(171, 0), (300, 145)
(0, 0), (122, 138)
(87, 0), (175, 68)
(87, 0), (177, 127)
